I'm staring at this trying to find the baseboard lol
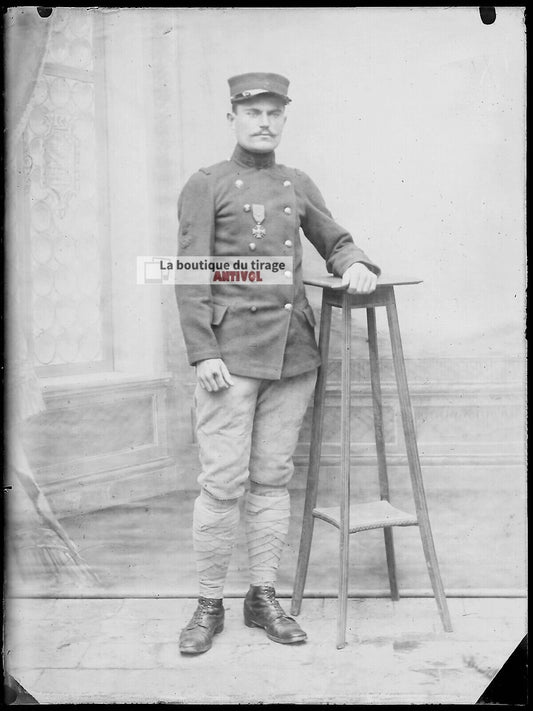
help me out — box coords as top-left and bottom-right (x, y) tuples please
(7, 589), (527, 600)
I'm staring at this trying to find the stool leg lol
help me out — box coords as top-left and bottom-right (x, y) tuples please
(291, 295), (333, 616)
(367, 307), (399, 601)
(386, 289), (452, 632)
(337, 293), (352, 649)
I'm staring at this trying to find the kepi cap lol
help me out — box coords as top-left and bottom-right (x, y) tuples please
(228, 72), (291, 104)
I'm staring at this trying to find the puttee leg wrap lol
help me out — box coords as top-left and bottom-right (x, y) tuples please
(245, 488), (291, 587)
(192, 490), (240, 599)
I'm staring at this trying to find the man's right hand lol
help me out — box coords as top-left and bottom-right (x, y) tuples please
(195, 358), (234, 392)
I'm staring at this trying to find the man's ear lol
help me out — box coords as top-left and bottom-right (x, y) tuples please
(227, 112), (235, 130)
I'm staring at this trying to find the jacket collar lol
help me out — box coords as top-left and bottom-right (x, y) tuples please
(231, 144), (275, 169)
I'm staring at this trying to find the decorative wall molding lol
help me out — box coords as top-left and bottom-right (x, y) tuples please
(22, 372), (176, 517)
(172, 355), (525, 491)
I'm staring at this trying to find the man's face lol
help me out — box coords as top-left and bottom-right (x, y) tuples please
(227, 95), (287, 153)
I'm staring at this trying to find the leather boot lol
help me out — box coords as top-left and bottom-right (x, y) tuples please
(243, 585), (307, 644)
(179, 597), (225, 654)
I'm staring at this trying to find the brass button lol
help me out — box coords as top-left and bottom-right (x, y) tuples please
(250, 306), (257, 313)
(249, 242), (256, 251)
(235, 179), (244, 188)
(283, 180), (291, 187)
(284, 240), (293, 247)
(284, 303), (293, 311)
(284, 207), (292, 215)
(243, 204), (251, 212)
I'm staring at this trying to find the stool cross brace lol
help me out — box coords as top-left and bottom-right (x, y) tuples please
(290, 276), (452, 649)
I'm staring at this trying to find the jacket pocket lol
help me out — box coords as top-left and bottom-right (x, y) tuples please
(302, 303), (316, 328)
(211, 301), (228, 326)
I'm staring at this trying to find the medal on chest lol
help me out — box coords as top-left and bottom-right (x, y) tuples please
(251, 204), (266, 239)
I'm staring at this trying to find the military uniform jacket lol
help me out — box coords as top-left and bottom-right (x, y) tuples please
(176, 144), (380, 380)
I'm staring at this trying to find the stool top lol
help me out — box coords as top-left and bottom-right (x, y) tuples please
(303, 274), (423, 290)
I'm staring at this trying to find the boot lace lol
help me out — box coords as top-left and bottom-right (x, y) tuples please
(262, 587), (288, 619)
(190, 599), (220, 628)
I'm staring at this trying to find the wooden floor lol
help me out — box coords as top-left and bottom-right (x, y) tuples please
(5, 487), (527, 703)
(5, 596), (526, 704)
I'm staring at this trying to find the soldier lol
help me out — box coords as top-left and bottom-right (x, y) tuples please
(175, 72), (380, 654)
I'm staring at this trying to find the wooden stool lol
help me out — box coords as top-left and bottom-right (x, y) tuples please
(291, 275), (453, 649)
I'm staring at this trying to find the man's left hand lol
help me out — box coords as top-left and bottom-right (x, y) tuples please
(341, 262), (378, 294)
